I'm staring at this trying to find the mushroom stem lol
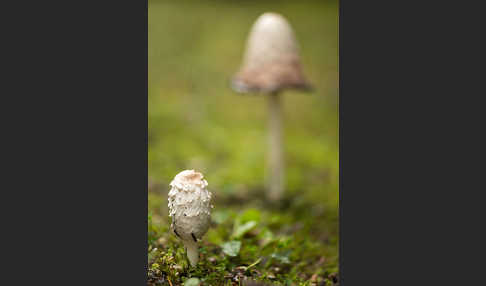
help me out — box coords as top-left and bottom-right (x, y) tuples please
(184, 239), (199, 267)
(266, 92), (284, 201)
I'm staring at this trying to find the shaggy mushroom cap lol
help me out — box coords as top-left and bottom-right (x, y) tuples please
(232, 12), (311, 93)
(168, 170), (213, 242)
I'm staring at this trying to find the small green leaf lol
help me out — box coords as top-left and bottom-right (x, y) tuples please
(271, 250), (292, 264)
(212, 210), (230, 224)
(184, 278), (200, 286)
(232, 221), (257, 238)
(239, 208), (261, 223)
(221, 241), (241, 257)
(259, 228), (275, 247)
(150, 263), (160, 270)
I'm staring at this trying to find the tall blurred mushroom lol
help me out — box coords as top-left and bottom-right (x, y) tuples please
(231, 12), (312, 201)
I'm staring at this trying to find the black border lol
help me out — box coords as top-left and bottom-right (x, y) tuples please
(2, 0), (148, 284)
(338, 0), (479, 284)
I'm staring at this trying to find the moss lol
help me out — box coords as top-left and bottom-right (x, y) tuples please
(148, 192), (338, 285)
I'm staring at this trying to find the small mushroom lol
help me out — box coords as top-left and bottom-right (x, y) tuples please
(231, 12), (312, 201)
(168, 170), (213, 267)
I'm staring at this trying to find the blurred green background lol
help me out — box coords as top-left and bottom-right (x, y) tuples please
(148, 0), (339, 284)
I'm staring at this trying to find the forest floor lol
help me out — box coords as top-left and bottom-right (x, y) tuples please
(148, 184), (338, 286)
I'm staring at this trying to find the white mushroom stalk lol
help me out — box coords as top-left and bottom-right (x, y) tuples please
(168, 170), (213, 267)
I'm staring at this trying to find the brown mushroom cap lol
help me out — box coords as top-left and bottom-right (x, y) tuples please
(232, 12), (312, 94)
